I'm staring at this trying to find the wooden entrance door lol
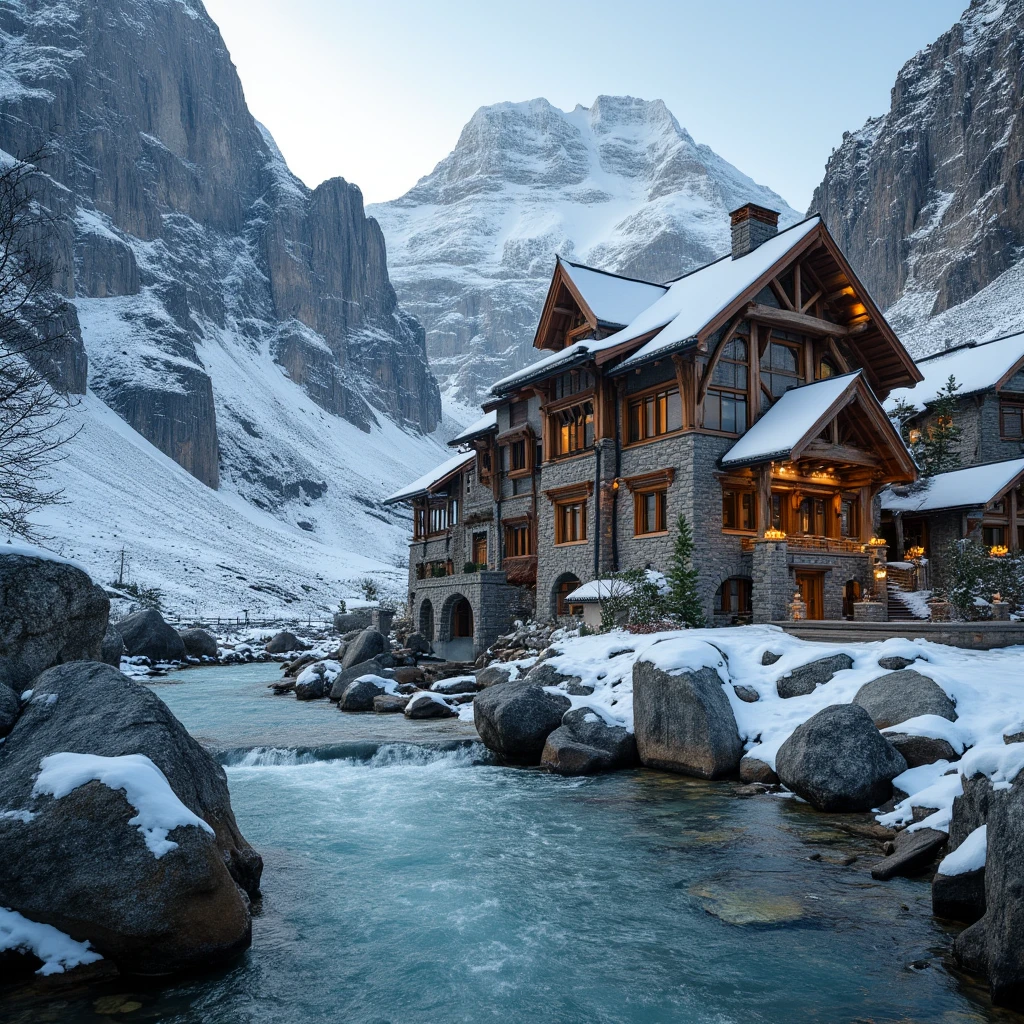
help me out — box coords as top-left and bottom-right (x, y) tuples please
(796, 572), (825, 620)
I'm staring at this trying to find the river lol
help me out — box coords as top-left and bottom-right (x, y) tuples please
(6, 663), (1010, 1023)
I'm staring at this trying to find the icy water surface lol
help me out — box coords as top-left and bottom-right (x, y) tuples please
(5, 664), (1012, 1023)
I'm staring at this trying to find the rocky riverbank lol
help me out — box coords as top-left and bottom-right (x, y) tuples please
(0, 551), (261, 981)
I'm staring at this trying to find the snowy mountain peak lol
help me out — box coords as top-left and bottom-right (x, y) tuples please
(370, 94), (798, 403)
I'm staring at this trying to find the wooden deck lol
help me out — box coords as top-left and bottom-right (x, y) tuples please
(771, 619), (1024, 651)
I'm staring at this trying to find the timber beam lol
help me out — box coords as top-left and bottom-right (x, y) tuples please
(745, 302), (850, 338)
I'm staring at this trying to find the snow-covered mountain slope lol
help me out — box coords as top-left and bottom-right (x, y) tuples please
(810, 0), (1024, 357)
(369, 96), (799, 404)
(36, 352), (462, 618)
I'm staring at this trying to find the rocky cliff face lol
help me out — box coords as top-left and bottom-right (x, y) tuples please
(809, 0), (1024, 353)
(0, 0), (440, 491)
(369, 96), (798, 405)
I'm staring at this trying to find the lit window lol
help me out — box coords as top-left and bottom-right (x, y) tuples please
(722, 490), (754, 531)
(555, 500), (586, 544)
(552, 402), (594, 456)
(634, 488), (668, 536)
(627, 387), (683, 443)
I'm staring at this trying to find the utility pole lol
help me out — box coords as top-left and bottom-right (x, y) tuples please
(117, 547), (126, 587)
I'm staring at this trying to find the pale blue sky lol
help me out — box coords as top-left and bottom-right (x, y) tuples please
(204, 0), (967, 210)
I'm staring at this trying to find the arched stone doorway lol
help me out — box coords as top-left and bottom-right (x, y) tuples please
(552, 573), (582, 619)
(843, 579), (862, 620)
(451, 597), (473, 638)
(437, 592), (475, 662)
(714, 576), (752, 624)
(419, 599), (434, 642)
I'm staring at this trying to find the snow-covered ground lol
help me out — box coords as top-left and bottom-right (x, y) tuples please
(28, 374), (470, 619)
(513, 624), (1024, 833)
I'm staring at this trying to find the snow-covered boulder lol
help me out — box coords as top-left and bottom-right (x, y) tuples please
(342, 628), (388, 669)
(632, 661), (742, 780)
(328, 657), (393, 701)
(475, 665), (512, 689)
(523, 662), (584, 692)
(883, 731), (960, 768)
(934, 824), (986, 923)
(179, 627), (217, 660)
(265, 630), (307, 654)
(775, 653), (853, 699)
(775, 704), (907, 812)
(0, 662), (261, 975)
(853, 670), (956, 730)
(431, 676), (478, 696)
(541, 706), (637, 776)
(100, 624), (124, 666)
(473, 681), (571, 765)
(404, 691), (457, 719)
(294, 660), (341, 701)
(118, 609), (186, 663)
(0, 554), (110, 691)
(338, 675), (390, 711)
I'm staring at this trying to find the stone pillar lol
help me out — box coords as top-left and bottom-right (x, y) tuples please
(596, 438), (617, 576)
(992, 600), (1011, 621)
(752, 538), (790, 623)
(371, 608), (394, 635)
(853, 601), (886, 622)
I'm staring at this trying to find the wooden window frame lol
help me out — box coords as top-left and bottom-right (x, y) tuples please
(715, 576), (752, 616)
(503, 521), (532, 558)
(721, 488), (755, 534)
(633, 487), (668, 537)
(471, 532), (488, 566)
(554, 499), (587, 545)
(624, 384), (684, 446)
(548, 400), (595, 459)
(1000, 399), (1024, 440)
(760, 337), (802, 401)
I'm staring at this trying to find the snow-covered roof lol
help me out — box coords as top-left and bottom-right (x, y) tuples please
(886, 330), (1024, 413)
(612, 217), (822, 369)
(566, 570), (667, 604)
(721, 372), (860, 467)
(880, 457), (1024, 514)
(383, 450), (474, 505)
(489, 217), (822, 397)
(448, 410), (497, 447)
(560, 259), (666, 328)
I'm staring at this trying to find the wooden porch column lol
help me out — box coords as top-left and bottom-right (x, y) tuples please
(757, 464), (772, 537)
(1011, 487), (1019, 551)
(894, 513), (905, 560)
(858, 486), (873, 543)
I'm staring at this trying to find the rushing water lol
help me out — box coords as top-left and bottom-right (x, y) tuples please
(5, 664), (1011, 1023)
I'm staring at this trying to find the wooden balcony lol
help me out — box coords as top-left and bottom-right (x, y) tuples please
(502, 555), (537, 586)
(740, 535), (867, 555)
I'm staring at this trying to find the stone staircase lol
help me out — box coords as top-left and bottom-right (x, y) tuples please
(887, 583), (924, 621)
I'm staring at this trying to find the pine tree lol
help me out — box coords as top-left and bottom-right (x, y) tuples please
(918, 375), (963, 477)
(665, 514), (705, 627)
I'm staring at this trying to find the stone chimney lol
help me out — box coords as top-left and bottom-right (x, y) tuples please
(730, 204), (780, 259)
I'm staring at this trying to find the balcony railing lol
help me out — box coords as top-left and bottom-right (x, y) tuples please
(740, 535), (867, 555)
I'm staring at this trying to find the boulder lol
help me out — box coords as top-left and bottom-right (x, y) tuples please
(405, 632), (431, 654)
(732, 684), (759, 703)
(118, 609), (187, 663)
(373, 694), (409, 714)
(333, 610), (372, 633)
(284, 652), (317, 678)
(294, 665), (329, 701)
(179, 628), (217, 660)
(405, 692), (457, 719)
(953, 918), (988, 975)
(981, 774), (1024, 1009)
(476, 665), (511, 689)
(473, 681), (571, 764)
(523, 662), (584, 690)
(775, 704), (907, 812)
(632, 661), (743, 779)
(431, 676), (478, 696)
(951, 774), (996, 850)
(541, 707), (637, 775)
(776, 654), (853, 699)
(100, 625), (125, 667)
(870, 827), (947, 880)
(933, 865), (986, 923)
(338, 676), (389, 712)
(328, 657), (393, 701)
(761, 651), (782, 666)
(0, 554), (110, 691)
(878, 655), (917, 671)
(739, 754), (779, 785)
(540, 729), (612, 775)
(883, 732), (959, 768)
(264, 630), (307, 654)
(0, 662), (261, 975)
(391, 666), (424, 685)
(853, 670), (956, 730)
(0, 684), (19, 738)
(342, 629), (387, 668)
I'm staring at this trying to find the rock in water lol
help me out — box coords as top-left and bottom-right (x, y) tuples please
(853, 670), (957, 729)
(265, 631), (306, 654)
(373, 694), (409, 714)
(338, 676), (388, 711)
(870, 827), (947, 880)
(632, 662), (742, 779)
(180, 628), (218, 659)
(473, 682), (570, 764)
(118, 609), (187, 663)
(775, 654), (853, 699)
(100, 625), (125, 666)
(328, 657), (393, 701)
(0, 554), (109, 691)
(775, 704), (907, 812)
(739, 755), (779, 785)
(342, 629), (387, 668)
(981, 773), (1024, 1009)
(541, 706), (637, 775)
(404, 692), (457, 719)
(0, 662), (261, 975)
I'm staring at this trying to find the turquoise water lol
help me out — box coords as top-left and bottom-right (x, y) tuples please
(4, 665), (1008, 1023)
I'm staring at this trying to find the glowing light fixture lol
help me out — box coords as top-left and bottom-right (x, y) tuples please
(907, 545), (925, 561)
(763, 528), (787, 541)
(873, 567), (888, 581)
(990, 545), (1010, 558)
